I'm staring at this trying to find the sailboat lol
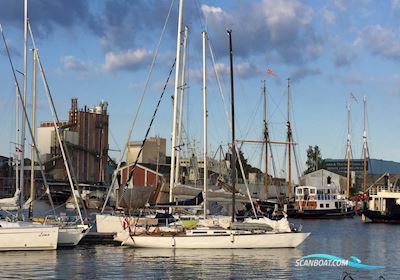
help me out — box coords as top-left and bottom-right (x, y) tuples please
(0, 1), (59, 251)
(120, 1), (310, 248)
(24, 20), (90, 246)
(360, 97), (400, 223)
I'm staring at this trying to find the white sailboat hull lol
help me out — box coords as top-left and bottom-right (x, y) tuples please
(96, 214), (125, 233)
(58, 225), (89, 247)
(0, 223), (58, 251)
(122, 231), (310, 249)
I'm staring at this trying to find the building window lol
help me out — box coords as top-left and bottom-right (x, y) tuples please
(320, 204), (324, 208)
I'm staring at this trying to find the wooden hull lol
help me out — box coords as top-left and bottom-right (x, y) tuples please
(0, 223), (58, 251)
(122, 232), (310, 249)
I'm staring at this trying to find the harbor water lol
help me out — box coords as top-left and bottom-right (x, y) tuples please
(0, 218), (397, 279)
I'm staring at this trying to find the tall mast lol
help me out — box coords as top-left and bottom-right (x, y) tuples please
(19, 0), (28, 209)
(175, 25), (189, 184)
(263, 80), (269, 200)
(346, 103), (351, 198)
(169, 0), (184, 207)
(15, 84), (19, 194)
(227, 30), (236, 223)
(29, 48), (37, 217)
(287, 78), (292, 198)
(363, 96), (367, 192)
(202, 31), (207, 219)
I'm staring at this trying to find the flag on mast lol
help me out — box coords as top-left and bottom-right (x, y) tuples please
(266, 68), (277, 77)
(15, 146), (23, 153)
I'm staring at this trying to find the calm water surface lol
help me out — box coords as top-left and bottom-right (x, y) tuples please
(0, 218), (397, 279)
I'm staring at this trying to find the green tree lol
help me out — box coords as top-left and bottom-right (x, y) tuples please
(236, 149), (261, 179)
(304, 145), (325, 174)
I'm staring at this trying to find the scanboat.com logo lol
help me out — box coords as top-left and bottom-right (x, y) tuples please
(295, 254), (384, 270)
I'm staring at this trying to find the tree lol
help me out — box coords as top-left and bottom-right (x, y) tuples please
(304, 145), (325, 175)
(236, 149), (261, 179)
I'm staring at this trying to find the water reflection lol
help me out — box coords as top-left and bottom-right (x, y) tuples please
(0, 218), (398, 279)
(0, 250), (57, 279)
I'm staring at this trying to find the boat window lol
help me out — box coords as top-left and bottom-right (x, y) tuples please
(327, 189), (331, 194)
(320, 203), (324, 208)
(326, 203), (329, 208)
(310, 189), (316, 194)
(327, 176), (331, 184)
(333, 195), (336, 199)
(297, 188), (303, 195)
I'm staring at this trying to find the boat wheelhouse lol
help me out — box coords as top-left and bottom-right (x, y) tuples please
(363, 175), (400, 223)
(291, 185), (354, 218)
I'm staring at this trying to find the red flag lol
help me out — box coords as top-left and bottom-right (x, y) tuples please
(15, 146), (22, 153)
(266, 68), (277, 77)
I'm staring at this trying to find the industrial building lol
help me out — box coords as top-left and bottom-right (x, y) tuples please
(126, 136), (166, 165)
(37, 98), (109, 185)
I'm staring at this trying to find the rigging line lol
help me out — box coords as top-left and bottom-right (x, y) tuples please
(292, 145), (301, 180)
(109, 130), (122, 154)
(125, 59), (176, 187)
(207, 37), (231, 130)
(239, 91), (263, 140)
(102, 0), (175, 212)
(194, 0), (231, 134)
(28, 25), (87, 222)
(268, 141), (278, 177)
(269, 88), (287, 121)
(0, 24), (56, 215)
(289, 89), (303, 173)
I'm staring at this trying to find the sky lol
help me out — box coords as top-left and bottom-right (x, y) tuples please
(1, 0), (400, 179)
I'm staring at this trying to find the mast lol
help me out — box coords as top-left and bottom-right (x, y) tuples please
(202, 31), (207, 219)
(363, 96), (367, 192)
(263, 80), (269, 200)
(175, 25), (189, 185)
(169, 0), (184, 207)
(227, 30), (236, 222)
(346, 103), (351, 198)
(287, 78), (292, 198)
(19, 0), (28, 209)
(29, 48), (37, 217)
(15, 84), (19, 194)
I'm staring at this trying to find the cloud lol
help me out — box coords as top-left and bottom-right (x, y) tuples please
(322, 8), (336, 25)
(0, 38), (21, 57)
(331, 0), (347, 11)
(0, 0), (92, 37)
(101, 48), (152, 72)
(333, 40), (358, 67)
(342, 72), (363, 84)
(88, 0), (198, 51)
(62, 56), (90, 71)
(201, 0), (323, 65)
(290, 67), (321, 82)
(188, 62), (263, 83)
(355, 25), (400, 61)
(391, 0), (400, 10)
